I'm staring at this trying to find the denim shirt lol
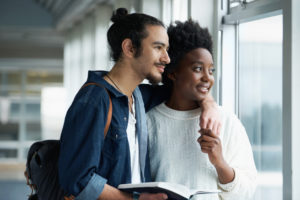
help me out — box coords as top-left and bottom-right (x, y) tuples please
(58, 71), (169, 200)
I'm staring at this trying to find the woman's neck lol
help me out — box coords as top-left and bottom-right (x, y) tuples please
(166, 90), (200, 111)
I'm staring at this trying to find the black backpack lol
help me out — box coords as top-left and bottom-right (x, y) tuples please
(24, 83), (112, 200)
(25, 140), (65, 200)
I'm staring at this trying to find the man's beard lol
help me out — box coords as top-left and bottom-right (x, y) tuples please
(146, 72), (162, 85)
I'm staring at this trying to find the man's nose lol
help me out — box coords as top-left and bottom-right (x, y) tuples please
(161, 50), (170, 64)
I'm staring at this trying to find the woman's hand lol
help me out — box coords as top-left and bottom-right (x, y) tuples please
(197, 129), (224, 167)
(197, 129), (235, 184)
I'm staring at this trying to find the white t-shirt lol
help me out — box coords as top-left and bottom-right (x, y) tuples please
(147, 103), (257, 200)
(126, 96), (141, 184)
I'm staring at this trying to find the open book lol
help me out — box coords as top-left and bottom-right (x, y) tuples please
(118, 182), (220, 200)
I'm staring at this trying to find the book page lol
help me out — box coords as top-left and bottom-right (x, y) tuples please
(157, 182), (191, 198)
(190, 188), (221, 195)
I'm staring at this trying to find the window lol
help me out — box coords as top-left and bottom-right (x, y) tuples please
(0, 70), (63, 162)
(172, 0), (188, 22)
(238, 15), (282, 199)
(229, 0), (273, 9)
(161, 0), (188, 25)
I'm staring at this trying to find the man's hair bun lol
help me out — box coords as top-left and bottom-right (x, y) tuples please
(111, 8), (128, 23)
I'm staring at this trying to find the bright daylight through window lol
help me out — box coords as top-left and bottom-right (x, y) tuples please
(238, 15), (283, 200)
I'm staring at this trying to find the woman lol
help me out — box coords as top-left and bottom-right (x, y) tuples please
(147, 19), (257, 200)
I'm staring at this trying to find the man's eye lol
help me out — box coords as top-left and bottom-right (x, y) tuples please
(209, 68), (216, 74)
(155, 46), (162, 50)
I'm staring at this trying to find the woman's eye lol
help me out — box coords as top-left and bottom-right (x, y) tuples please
(194, 66), (203, 72)
(209, 68), (216, 73)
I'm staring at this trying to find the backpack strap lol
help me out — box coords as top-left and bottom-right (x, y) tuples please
(81, 82), (112, 138)
(64, 83), (112, 200)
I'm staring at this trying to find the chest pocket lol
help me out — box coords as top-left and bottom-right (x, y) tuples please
(102, 126), (128, 160)
(98, 126), (129, 181)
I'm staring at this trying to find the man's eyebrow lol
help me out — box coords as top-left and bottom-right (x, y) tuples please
(152, 41), (167, 46)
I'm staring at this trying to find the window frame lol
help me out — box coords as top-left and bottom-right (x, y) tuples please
(220, 0), (299, 199)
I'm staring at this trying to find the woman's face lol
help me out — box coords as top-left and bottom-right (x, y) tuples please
(171, 48), (215, 101)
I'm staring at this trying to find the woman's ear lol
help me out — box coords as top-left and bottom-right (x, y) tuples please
(121, 38), (135, 58)
(167, 72), (176, 81)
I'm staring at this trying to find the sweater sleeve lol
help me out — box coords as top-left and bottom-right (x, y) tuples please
(218, 111), (257, 200)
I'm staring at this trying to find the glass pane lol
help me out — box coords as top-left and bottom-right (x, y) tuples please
(0, 69), (63, 164)
(172, 0), (188, 22)
(10, 103), (21, 119)
(25, 103), (41, 119)
(239, 15), (282, 200)
(25, 89), (41, 96)
(0, 72), (22, 92)
(0, 123), (19, 140)
(230, 0), (259, 8)
(27, 71), (63, 85)
(2, 89), (22, 96)
(26, 122), (41, 141)
(7, 72), (22, 85)
(0, 149), (17, 158)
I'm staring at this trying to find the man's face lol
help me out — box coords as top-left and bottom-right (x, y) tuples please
(133, 25), (170, 84)
(172, 48), (215, 101)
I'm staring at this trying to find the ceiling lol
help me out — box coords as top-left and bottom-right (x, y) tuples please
(33, 0), (110, 31)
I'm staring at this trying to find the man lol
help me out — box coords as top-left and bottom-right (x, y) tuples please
(59, 8), (220, 200)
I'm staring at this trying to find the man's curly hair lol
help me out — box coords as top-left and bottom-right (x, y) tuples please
(163, 19), (213, 88)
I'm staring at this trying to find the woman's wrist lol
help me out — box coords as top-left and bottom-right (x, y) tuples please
(214, 161), (235, 184)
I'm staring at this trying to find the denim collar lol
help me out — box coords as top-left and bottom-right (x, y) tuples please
(87, 70), (126, 98)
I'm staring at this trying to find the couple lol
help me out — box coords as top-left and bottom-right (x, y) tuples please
(58, 8), (256, 200)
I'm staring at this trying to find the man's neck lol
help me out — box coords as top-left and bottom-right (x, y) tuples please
(104, 62), (143, 97)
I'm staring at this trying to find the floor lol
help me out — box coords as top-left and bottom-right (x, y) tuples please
(0, 163), (30, 200)
(0, 180), (31, 200)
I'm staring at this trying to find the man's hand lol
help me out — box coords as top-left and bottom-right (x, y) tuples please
(199, 94), (221, 135)
(97, 184), (168, 200)
(139, 193), (168, 200)
(197, 129), (224, 167)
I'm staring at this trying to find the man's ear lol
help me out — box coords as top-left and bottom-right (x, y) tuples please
(121, 38), (135, 58)
(167, 72), (176, 81)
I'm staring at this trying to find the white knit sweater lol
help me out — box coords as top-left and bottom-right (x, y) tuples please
(147, 103), (257, 200)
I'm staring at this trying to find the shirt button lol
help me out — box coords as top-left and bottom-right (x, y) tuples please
(116, 134), (118, 139)
(124, 117), (127, 121)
